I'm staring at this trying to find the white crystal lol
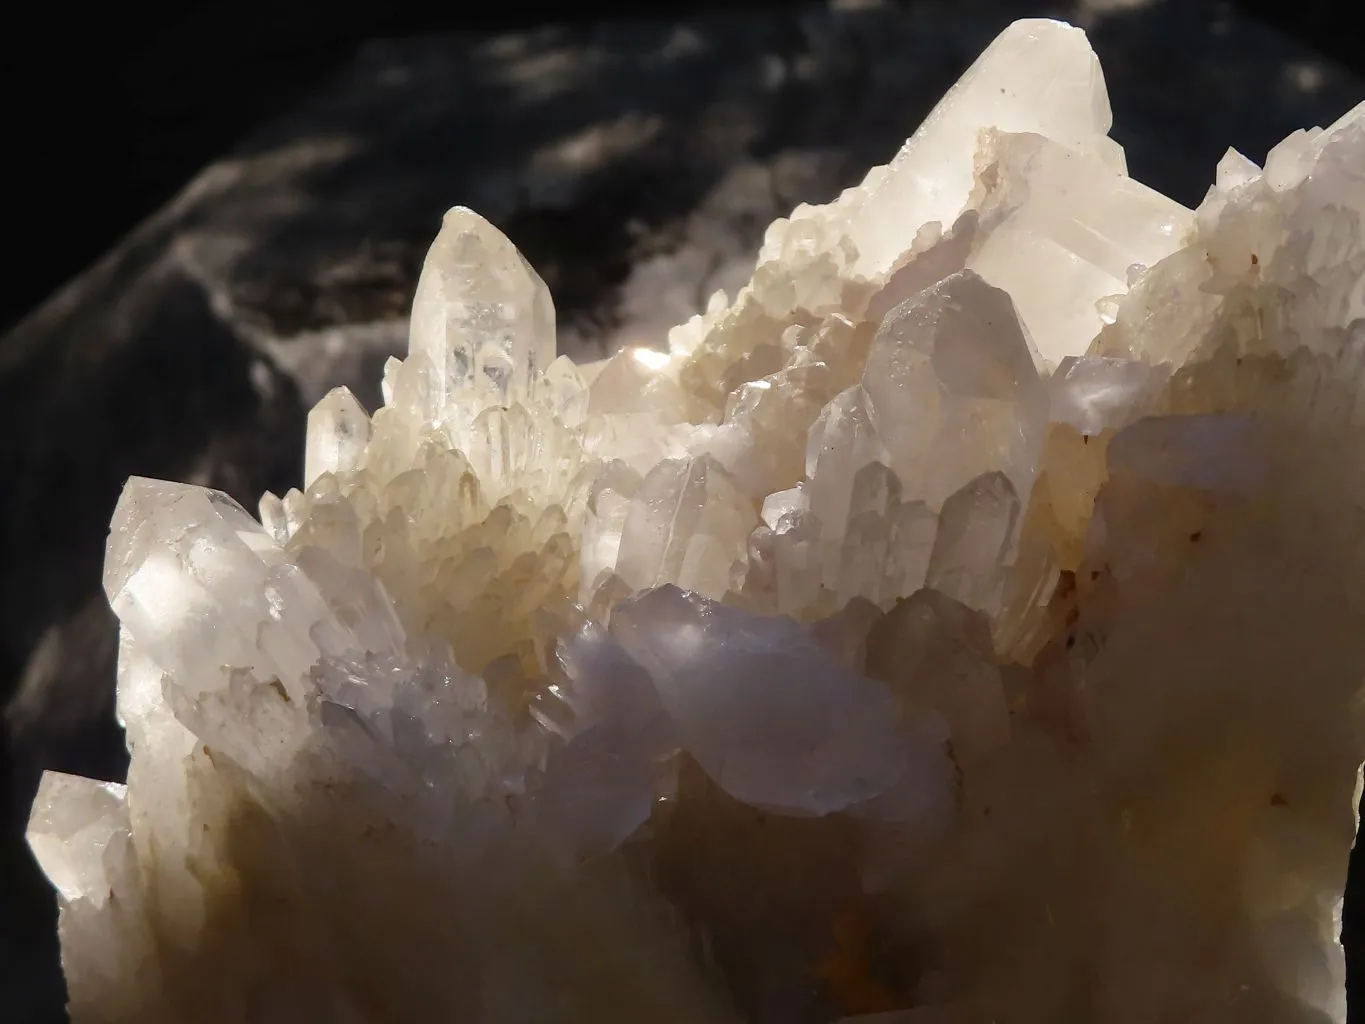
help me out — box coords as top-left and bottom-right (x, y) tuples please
(104, 477), (325, 702)
(806, 384), (888, 548)
(29, 18), (1365, 1024)
(769, 19), (1119, 279)
(1047, 355), (1166, 435)
(965, 129), (1193, 367)
(408, 206), (556, 418)
(614, 455), (755, 599)
(862, 270), (1046, 506)
(27, 773), (130, 908)
(303, 385), (372, 489)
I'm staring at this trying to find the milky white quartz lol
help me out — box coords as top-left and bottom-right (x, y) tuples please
(29, 18), (1365, 1024)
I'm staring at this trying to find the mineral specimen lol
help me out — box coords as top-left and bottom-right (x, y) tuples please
(27, 17), (1365, 1024)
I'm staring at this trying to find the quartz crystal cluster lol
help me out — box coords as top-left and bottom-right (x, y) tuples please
(28, 19), (1365, 1024)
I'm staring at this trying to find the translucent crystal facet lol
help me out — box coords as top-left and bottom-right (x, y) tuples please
(614, 455), (756, 599)
(788, 18), (1118, 278)
(862, 270), (1046, 506)
(27, 774), (131, 908)
(304, 386), (372, 489)
(408, 206), (556, 417)
(610, 586), (944, 818)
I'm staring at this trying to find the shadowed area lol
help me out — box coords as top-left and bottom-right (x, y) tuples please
(3, 1), (1363, 1020)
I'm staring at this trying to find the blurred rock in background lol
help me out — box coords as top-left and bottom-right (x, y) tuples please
(2, 1), (1362, 1020)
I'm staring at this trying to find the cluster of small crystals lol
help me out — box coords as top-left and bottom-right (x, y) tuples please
(28, 19), (1365, 1024)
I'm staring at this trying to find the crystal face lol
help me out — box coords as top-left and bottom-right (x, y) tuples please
(27, 18), (1365, 1024)
(408, 206), (557, 416)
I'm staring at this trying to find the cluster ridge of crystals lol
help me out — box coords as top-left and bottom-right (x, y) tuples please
(28, 19), (1365, 1024)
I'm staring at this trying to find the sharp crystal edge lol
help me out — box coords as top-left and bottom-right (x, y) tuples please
(28, 18), (1365, 1023)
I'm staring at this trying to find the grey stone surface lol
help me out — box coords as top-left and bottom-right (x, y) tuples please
(1, 1), (1360, 1019)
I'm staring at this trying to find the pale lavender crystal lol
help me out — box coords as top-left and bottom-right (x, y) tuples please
(610, 586), (946, 818)
(525, 618), (677, 862)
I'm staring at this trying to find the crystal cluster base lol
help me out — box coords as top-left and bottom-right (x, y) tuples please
(28, 19), (1365, 1024)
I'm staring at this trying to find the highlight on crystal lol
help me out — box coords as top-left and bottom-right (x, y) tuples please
(28, 18), (1365, 1024)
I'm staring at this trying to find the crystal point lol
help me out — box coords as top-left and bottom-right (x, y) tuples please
(27, 773), (130, 907)
(408, 206), (556, 416)
(797, 19), (1117, 278)
(304, 385), (371, 488)
(863, 270), (1045, 506)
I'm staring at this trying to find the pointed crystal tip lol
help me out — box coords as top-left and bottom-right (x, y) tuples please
(407, 205), (557, 415)
(26, 772), (129, 906)
(304, 386), (372, 489)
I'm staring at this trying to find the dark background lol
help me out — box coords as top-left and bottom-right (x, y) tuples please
(2, 1), (1365, 1021)
(3, 0), (1363, 336)
(7, 0), (779, 335)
